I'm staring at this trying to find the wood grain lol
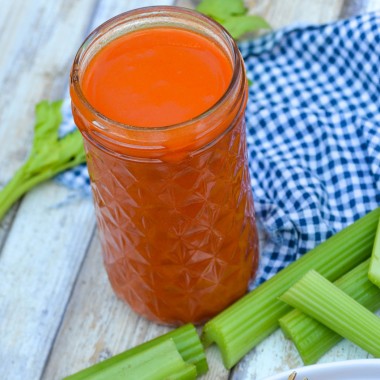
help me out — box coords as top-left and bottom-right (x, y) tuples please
(0, 0), (97, 251)
(0, 1), (98, 379)
(42, 231), (154, 379)
(340, 0), (380, 17)
(0, 0), (96, 182)
(246, 0), (345, 29)
(0, 183), (95, 380)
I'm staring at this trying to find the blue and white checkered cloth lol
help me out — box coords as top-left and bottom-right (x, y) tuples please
(58, 12), (380, 287)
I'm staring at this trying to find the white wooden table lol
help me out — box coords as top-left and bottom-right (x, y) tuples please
(1, 1), (379, 379)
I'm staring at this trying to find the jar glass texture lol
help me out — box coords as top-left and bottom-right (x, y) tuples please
(70, 6), (259, 325)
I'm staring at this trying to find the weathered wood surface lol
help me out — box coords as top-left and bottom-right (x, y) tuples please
(0, 2), (98, 380)
(0, 1), (379, 380)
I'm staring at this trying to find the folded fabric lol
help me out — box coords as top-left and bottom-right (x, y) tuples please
(58, 12), (380, 287)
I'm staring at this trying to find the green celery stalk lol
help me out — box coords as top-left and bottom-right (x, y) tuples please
(369, 217), (380, 288)
(0, 100), (86, 221)
(280, 270), (380, 358)
(279, 259), (380, 364)
(202, 207), (380, 369)
(64, 324), (208, 379)
(67, 338), (196, 380)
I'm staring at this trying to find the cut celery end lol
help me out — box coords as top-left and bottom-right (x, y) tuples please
(369, 217), (380, 288)
(279, 310), (339, 365)
(279, 259), (380, 364)
(68, 339), (196, 380)
(65, 324), (207, 379)
(202, 207), (380, 369)
(280, 270), (380, 358)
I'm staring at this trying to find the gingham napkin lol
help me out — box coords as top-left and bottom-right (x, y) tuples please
(58, 12), (380, 287)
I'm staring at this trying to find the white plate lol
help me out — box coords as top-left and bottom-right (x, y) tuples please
(263, 359), (380, 380)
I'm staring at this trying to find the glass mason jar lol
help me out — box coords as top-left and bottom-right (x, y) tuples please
(70, 6), (259, 325)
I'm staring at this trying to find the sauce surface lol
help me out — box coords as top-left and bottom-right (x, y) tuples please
(82, 27), (232, 127)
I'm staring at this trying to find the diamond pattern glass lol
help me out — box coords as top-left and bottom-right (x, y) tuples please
(85, 115), (258, 325)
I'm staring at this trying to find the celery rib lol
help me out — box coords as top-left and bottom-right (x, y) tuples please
(280, 270), (380, 358)
(69, 338), (196, 380)
(65, 324), (207, 379)
(0, 101), (86, 221)
(369, 217), (380, 288)
(279, 259), (380, 364)
(202, 207), (380, 369)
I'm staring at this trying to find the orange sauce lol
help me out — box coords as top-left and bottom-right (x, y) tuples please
(82, 28), (232, 127)
(78, 27), (258, 324)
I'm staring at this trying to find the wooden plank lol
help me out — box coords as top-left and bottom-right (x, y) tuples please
(246, 0), (344, 29)
(0, 206), (19, 254)
(0, 1), (99, 379)
(0, 0), (98, 252)
(0, 183), (95, 380)
(41, 231), (151, 379)
(0, 0), (96, 182)
(341, 0), (380, 16)
(365, 0), (380, 12)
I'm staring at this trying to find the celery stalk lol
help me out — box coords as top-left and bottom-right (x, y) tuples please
(280, 270), (380, 358)
(369, 217), (380, 288)
(279, 259), (380, 364)
(67, 339), (196, 380)
(65, 324), (207, 379)
(0, 101), (86, 221)
(202, 207), (380, 369)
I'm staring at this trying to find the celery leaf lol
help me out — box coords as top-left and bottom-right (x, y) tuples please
(197, 0), (270, 40)
(221, 15), (271, 39)
(196, 0), (246, 21)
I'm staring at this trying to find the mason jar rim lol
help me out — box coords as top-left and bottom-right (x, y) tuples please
(70, 6), (243, 132)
